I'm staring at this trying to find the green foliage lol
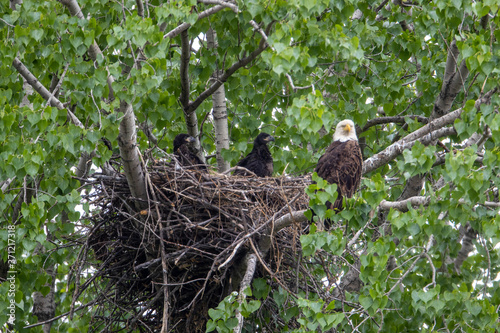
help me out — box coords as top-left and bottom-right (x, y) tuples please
(305, 172), (339, 221)
(206, 280), (267, 333)
(206, 292), (240, 333)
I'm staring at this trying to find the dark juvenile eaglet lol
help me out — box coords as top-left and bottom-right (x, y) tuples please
(315, 119), (362, 212)
(234, 132), (275, 177)
(173, 134), (207, 171)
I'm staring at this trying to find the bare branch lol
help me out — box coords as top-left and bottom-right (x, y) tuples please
(375, 0), (390, 12)
(163, 5), (227, 39)
(57, 0), (84, 18)
(387, 235), (434, 295)
(380, 195), (499, 212)
(273, 210), (309, 232)
(363, 126), (457, 174)
(443, 40), (459, 84)
(198, 0), (238, 13)
(179, 29), (191, 108)
(185, 111), (206, 163)
(379, 196), (430, 211)
(12, 58), (83, 128)
(24, 299), (99, 329)
(432, 40), (470, 119)
(186, 31), (269, 113)
(0, 178), (14, 192)
(454, 224), (476, 273)
(221, 166), (259, 177)
(46, 62), (69, 107)
(363, 87), (498, 175)
(249, 20), (272, 49)
(234, 254), (257, 333)
(136, 0), (144, 17)
(361, 115), (428, 133)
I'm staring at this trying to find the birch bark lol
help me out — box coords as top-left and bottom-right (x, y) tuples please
(208, 28), (230, 172)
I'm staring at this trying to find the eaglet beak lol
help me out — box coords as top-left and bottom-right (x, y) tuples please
(185, 136), (196, 143)
(265, 136), (275, 142)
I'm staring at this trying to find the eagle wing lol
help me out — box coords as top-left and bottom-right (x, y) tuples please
(236, 147), (273, 177)
(176, 145), (207, 171)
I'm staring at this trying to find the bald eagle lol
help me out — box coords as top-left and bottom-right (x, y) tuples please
(234, 132), (275, 177)
(173, 134), (207, 171)
(315, 119), (362, 212)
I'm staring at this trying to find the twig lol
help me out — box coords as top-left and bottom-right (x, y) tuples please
(46, 62), (70, 107)
(23, 299), (99, 328)
(12, 58), (83, 128)
(386, 235), (434, 295)
(164, 5), (227, 39)
(198, 0), (238, 13)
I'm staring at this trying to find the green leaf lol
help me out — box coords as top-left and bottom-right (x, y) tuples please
(359, 294), (373, 310)
(206, 319), (216, 332)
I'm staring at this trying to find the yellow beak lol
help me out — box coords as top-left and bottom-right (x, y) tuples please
(345, 123), (351, 132)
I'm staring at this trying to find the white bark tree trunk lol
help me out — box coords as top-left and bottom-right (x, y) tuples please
(118, 100), (148, 209)
(208, 28), (230, 172)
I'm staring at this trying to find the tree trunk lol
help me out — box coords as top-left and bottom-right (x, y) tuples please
(180, 29), (206, 163)
(208, 28), (230, 172)
(118, 100), (148, 209)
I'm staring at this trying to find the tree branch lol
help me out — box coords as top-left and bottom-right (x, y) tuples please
(163, 5), (228, 39)
(197, 0), (239, 13)
(432, 40), (470, 119)
(443, 40), (459, 85)
(454, 224), (476, 273)
(379, 196), (430, 211)
(117, 100), (148, 208)
(234, 254), (257, 333)
(272, 210), (309, 232)
(135, 0), (144, 17)
(386, 235), (434, 295)
(363, 126), (457, 174)
(12, 58), (83, 128)
(399, 39), (468, 202)
(363, 87), (498, 175)
(361, 115), (428, 133)
(185, 31), (269, 113)
(46, 62), (69, 106)
(380, 195), (499, 212)
(179, 29), (190, 109)
(57, 0), (114, 99)
(57, 0), (102, 61)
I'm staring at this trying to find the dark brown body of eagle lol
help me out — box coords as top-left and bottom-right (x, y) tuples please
(173, 134), (207, 171)
(315, 121), (362, 212)
(234, 132), (274, 177)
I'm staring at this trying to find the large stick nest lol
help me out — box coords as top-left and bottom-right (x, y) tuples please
(82, 160), (314, 332)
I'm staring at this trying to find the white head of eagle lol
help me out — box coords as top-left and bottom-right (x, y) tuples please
(333, 119), (358, 142)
